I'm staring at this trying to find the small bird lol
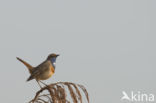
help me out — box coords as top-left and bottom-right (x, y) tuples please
(17, 53), (59, 88)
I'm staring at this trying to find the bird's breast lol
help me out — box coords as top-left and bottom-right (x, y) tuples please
(37, 64), (55, 80)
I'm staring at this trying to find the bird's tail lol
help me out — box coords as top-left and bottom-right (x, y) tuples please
(16, 57), (34, 74)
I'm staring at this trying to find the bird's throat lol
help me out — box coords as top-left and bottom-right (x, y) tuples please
(50, 58), (56, 68)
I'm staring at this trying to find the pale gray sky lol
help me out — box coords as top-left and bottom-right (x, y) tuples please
(0, 0), (156, 103)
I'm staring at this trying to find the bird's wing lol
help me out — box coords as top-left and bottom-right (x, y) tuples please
(16, 57), (34, 73)
(27, 61), (50, 81)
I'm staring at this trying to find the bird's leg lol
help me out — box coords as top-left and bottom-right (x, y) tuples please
(39, 81), (49, 87)
(36, 80), (42, 89)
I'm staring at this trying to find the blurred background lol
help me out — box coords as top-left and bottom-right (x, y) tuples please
(0, 0), (156, 102)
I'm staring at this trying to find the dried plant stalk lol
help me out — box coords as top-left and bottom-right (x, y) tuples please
(29, 82), (89, 103)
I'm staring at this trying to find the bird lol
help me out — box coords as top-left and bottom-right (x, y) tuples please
(16, 53), (59, 88)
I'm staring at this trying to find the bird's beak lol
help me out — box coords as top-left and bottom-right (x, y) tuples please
(56, 54), (60, 57)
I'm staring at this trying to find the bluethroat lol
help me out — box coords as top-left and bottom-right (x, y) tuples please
(17, 53), (59, 88)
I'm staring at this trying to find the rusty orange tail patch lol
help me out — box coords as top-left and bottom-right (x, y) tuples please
(16, 57), (34, 73)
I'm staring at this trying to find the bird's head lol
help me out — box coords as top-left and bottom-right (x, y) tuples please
(47, 53), (59, 64)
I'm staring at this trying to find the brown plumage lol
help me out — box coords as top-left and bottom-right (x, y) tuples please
(16, 57), (34, 74)
(17, 53), (59, 88)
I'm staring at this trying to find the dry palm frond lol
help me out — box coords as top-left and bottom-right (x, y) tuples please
(29, 82), (89, 103)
